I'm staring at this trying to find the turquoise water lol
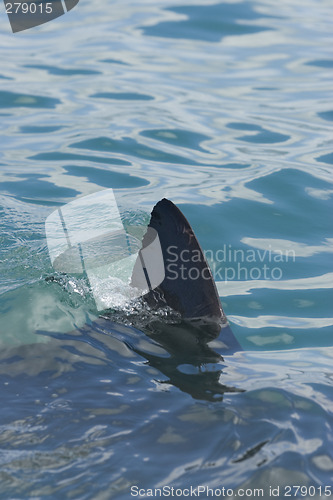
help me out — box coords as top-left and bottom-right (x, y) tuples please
(0, 0), (333, 498)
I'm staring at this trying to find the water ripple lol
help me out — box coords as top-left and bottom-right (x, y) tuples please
(0, 0), (333, 496)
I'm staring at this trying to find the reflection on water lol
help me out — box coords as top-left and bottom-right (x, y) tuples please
(0, 319), (332, 497)
(0, 0), (333, 497)
(141, 2), (273, 41)
(0, 90), (60, 109)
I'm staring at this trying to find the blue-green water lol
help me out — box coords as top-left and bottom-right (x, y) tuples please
(0, 0), (333, 498)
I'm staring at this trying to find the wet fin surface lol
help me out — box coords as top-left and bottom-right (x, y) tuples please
(132, 199), (226, 336)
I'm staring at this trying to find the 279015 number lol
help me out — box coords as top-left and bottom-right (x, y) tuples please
(285, 485), (332, 497)
(5, 2), (53, 14)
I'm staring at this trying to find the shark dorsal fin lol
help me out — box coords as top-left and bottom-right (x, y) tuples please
(132, 199), (226, 330)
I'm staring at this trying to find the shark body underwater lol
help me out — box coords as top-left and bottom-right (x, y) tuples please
(62, 198), (243, 401)
(1, 198), (242, 401)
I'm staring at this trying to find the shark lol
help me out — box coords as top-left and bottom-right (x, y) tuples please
(97, 197), (243, 400)
(0, 196), (242, 401)
(130, 198), (242, 355)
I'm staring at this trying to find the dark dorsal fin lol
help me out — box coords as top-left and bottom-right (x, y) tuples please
(131, 199), (226, 330)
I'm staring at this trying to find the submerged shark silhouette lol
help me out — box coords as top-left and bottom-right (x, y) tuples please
(88, 197), (243, 401)
(40, 197), (242, 401)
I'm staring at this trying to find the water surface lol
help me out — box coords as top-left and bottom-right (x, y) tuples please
(0, 0), (332, 498)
